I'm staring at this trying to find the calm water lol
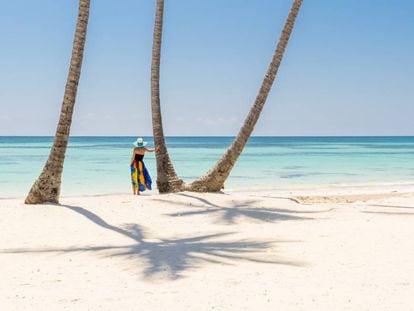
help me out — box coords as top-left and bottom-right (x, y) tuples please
(1, 136), (414, 197)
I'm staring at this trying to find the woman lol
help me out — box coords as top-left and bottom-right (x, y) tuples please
(130, 138), (154, 195)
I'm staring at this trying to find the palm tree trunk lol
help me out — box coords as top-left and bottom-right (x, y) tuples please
(25, 0), (90, 204)
(151, 0), (184, 193)
(187, 0), (303, 192)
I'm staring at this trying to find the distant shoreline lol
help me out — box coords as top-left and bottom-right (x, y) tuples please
(1, 135), (414, 138)
(4, 182), (414, 201)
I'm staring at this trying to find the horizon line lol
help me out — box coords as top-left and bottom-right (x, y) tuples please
(1, 135), (414, 138)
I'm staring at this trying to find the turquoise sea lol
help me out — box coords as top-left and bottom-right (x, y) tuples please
(1, 136), (414, 197)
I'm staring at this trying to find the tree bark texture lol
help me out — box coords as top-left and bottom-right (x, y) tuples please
(151, 0), (184, 193)
(25, 0), (90, 204)
(187, 0), (303, 192)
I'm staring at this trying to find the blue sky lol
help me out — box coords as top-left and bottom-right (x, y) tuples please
(0, 0), (413, 136)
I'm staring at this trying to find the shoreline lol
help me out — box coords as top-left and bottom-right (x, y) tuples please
(3, 181), (414, 202)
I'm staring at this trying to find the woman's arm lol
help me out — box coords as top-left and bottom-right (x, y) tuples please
(145, 145), (160, 153)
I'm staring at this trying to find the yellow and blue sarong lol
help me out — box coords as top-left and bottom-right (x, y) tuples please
(130, 160), (152, 192)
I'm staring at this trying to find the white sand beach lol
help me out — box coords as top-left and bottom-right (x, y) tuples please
(1, 185), (414, 310)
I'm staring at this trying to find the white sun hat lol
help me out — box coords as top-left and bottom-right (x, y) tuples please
(133, 137), (148, 148)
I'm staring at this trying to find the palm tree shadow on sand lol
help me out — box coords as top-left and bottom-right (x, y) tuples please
(157, 193), (326, 224)
(363, 204), (414, 216)
(1, 205), (304, 280)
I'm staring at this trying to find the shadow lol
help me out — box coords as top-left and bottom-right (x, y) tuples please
(178, 193), (222, 207)
(363, 204), (414, 216)
(1, 204), (303, 280)
(178, 193), (330, 214)
(363, 211), (414, 216)
(155, 193), (322, 224)
(165, 205), (313, 224)
(63, 205), (142, 241)
(248, 194), (305, 204)
(369, 204), (414, 210)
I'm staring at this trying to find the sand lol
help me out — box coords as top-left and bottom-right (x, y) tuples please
(1, 185), (414, 310)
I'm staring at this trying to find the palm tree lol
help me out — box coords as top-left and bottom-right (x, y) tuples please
(150, 0), (184, 193)
(186, 0), (303, 192)
(25, 0), (90, 204)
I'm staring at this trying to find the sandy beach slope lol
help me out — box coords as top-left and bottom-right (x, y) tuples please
(1, 186), (414, 310)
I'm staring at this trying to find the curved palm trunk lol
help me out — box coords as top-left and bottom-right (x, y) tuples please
(187, 0), (303, 192)
(151, 0), (184, 193)
(25, 0), (90, 204)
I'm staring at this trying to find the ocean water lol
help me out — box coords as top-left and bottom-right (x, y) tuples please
(1, 136), (414, 197)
